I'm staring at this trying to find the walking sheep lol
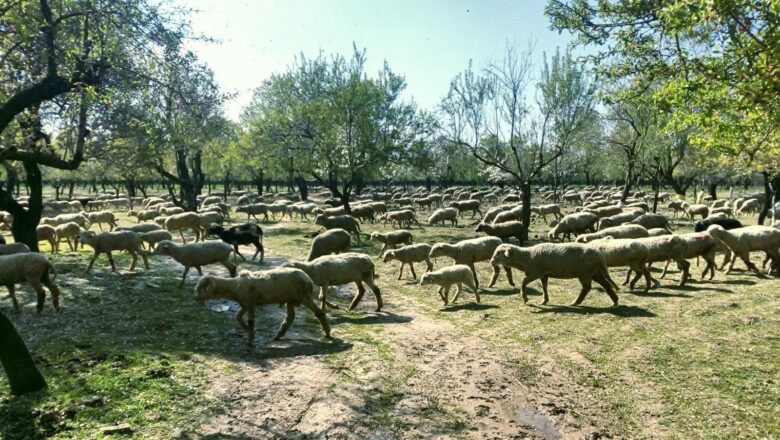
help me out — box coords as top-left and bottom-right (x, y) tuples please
(428, 207), (459, 227)
(153, 240), (237, 286)
(370, 230), (413, 257)
(314, 214), (362, 243)
(383, 243), (434, 280)
(0, 252), (60, 313)
(420, 264), (479, 305)
(475, 221), (525, 243)
(80, 230), (149, 273)
(429, 236), (509, 289)
(308, 228), (351, 261)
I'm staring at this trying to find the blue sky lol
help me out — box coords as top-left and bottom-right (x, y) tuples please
(175, 0), (575, 120)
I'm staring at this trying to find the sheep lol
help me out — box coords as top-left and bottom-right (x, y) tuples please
(449, 199), (482, 218)
(128, 209), (160, 223)
(143, 197), (166, 209)
(314, 214), (362, 243)
(37, 225), (58, 253)
(481, 205), (510, 224)
(548, 212), (599, 242)
(574, 224), (649, 243)
(667, 200), (685, 217)
(598, 211), (642, 230)
(383, 243), (433, 280)
(370, 230), (413, 257)
(489, 243), (619, 306)
(350, 204), (376, 223)
(41, 213), (90, 229)
(193, 268), (331, 347)
(381, 209), (421, 229)
(137, 230), (173, 250)
(710, 206), (734, 217)
(707, 225), (780, 275)
(530, 204), (562, 223)
(420, 264), (479, 305)
(0, 243), (31, 256)
(207, 223), (264, 262)
(284, 253), (382, 312)
(429, 236), (509, 289)
(104, 198), (132, 211)
(694, 217), (742, 233)
(196, 211), (225, 233)
(586, 238), (652, 292)
(474, 221), (525, 243)
(236, 203), (270, 222)
(164, 212), (202, 243)
(427, 207), (459, 227)
(200, 196), (222, 209)
(87, 210), (117, 231)
(627, 236), (690, 287)
(659, 232), (719, 280)
(629, 213), (673, 232)
(493, 206), (524, 224)
(307, 228), (351, 261)
(0, 252), (60, 313)
(647, 228), (672, 237)
(54, 222), (82, 252)
(586, 205), (623, 219)
(115, 223), (163, 234)
(736, 198), (760, 216)
(682, 202), (709, 222)
(153, 240), (237, 286)
(160, 206), (185, 216)
(79, 230), (149, 273)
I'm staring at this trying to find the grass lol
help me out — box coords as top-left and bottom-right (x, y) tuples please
(2, 189), (779, 438)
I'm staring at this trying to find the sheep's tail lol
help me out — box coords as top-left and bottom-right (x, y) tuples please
(47, 259), (58, 281)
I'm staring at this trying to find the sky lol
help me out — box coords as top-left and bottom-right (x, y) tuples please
(174, 0), (576, 120)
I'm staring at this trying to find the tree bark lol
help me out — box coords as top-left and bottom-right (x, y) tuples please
(296, 176), (308, 201)
(758, 173), (779, 225)
(519, 181), (531, 243)
(0, 312), (47, 395)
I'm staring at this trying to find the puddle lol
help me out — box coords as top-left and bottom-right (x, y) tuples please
(205, 299), (240, 314)
(513, 407), (562, 439)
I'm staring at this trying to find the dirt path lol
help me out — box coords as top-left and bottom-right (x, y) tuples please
(197, 279), (607, 439)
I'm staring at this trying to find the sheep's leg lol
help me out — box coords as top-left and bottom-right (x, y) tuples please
(271, 303), (297, 342)
(594, 272), (619, 306)
(677, 259), (691, 285)
(26, 278), (48, 314)
(179, 230), (187, 244)
(504, 266), (515, 286)
(409, 263), (417, 280)
(467, 278), (480, 302)
(467, 262), (479, 289)
(141, 252), (149, 270)
(397, 263), (405, 280)
(362, 277), (383, 312)
(570, 278), (593, 306)
(222, 260), (237, 277)
(180, 266), (191, 287)
(660, 260), (671, 278)
(300, 296), (332, 338)
(540, 276), (550, 305)
(701, 255), (715, 280)
(233, 244), (247, 261)
(450, 284), (463, 304)
(349, 282), (365, 311)
(520, 275), (539, 304)
(129, 252), (138, 271)
(488, 265), (500, 287)
(436, 286), (446, 303)
(106, 251), (117, 272)
(246, 307), (257, 347)
(235, 308), (249, 330)
(252, 243), (264, 262)
(725, 254), (738, 274)
(86, 252), (100, 273)
(378, 244), (387, 258)
(7, 285), (19, 313)
(442, 285), (450, 305)
(98, 223), (103, 231)
(425, 258), (433, 273)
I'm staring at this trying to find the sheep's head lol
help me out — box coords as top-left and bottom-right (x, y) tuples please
(314, 215), (325, 225)
(489, 246), (511, 267)
(474, 223), (486, 233)
(78, 230), (97, 246)
(382, 251), (395, 263)
(206, 223), (223, 236)
(547, 225), (560, 241)
(193, 275), (218, 302)
(419, 273), (432, 286)
(153, 240), (175, 255)
(128, 210), (138, 217)
(706, 224), (727, 239)
(370, 231), (383, 242)
(428, 243), (451, 259)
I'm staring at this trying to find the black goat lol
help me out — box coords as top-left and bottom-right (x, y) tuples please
(207, 223), (264, 262)
(694, 217), (743, 233)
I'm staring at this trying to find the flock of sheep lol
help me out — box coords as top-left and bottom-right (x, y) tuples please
(1, 185), (779, 348)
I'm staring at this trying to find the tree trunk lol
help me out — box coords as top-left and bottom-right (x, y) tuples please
(708, 181), (718, 200)
(253, 170), (264, 196)
(0, 312), (47, 395)
(758, 173), (780, 225)
(620, 167), (633, 203)
(519, 181), (531, 243)
(296, 176), (308, 201)
(6, 162), (43, 251)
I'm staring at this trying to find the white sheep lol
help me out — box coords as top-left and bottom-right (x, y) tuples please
(586, 238), (652, 292)
(128, 209), (160, 223)
(370, 229), (413, 257)
(137, 230), (174, 250)
(383, 243), (433, 280)
(87, 210), (117, 231)
(314, 214), (362, 243)
(474, 220), (525, 243)
(420, 264), (479, 305)
(0, 252), (60, 313)
(659, 232), (719, 280)
(37, 225), (58, 254)
(164, 212), (202, 243)
(449, 200), (482, 218)
(0, 243), (31, 256)
(427, 207), (459, 227)
(284, 252), (382, 312)
(116, 223), (163, 234)
(574, 224), (649, 243)
(707, 225), (780, 275)
(153, 240), (237, 286)
(647, 228), (672, 237)
(530, 204), (562, 223)
(682, 202), (710, 222)
(547, 212), (599, 241)
(429, 236), (509, 288)
(54, 222), (82, 252)
(627, 236), (690, 287)
(597, 211), (642, 230)
(80, 230), (149, 273)
(194, 268), (331, 346)
(41, 213), (90, 229)
(490, 243), (619, 306)
(381, 209), (421, 229)
(307, 229), (351, 261)
(629, 213), (673, 232)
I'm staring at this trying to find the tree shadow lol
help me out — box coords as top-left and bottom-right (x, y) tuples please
(629, 289), (692, 298)
(530, 304), (657, 318)
(440, 302), (499, 312)
(329, 311), (413, 326)
(665, 284), (733, 293)
(480, 287), (518, 296)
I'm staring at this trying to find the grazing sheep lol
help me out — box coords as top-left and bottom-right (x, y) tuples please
(586, 238), (652, 292)
(736, 198), (760, 216)
(707, 225), (780, 275)
(482, 205), (510, 224)
(79, 230), (149, 273)
(449, 200), (482, 218)
(116, 223), (163, 234)
(574, 224), (649, 243)
(37, 225), (58, 253)
(694, 217), (742, 233)
(627, 236), (690, 287)
(598, 211), (642, 230)
(530, 204), (562, 223)
(370, 230), (413, 257)
(548, 212), (599, 241)
(87, 210), (118, 231)
(420, 264), (479, 305)
(493, 206), (524, 224)
(0, 252), (60, 313)
(137, 230), (174, 250)
(307, 228), (352, 261)
(586, 205), (623, 219)
(429, 236), (509, 288)
(284, 253), (382, 312)
(194, 268), (331, 346)
(164, 212), (202, 243)
(475, 221), (525, 243)
(315, 214), (362, 243)
(647, 228), (672, 237)
(41, 213), (90, 229)
(489, 243), (619, 306)
(682, 202), (709, 222)
(428, 208), (459, 227)
(54, 222), (82, 251)
(629, 213), (673, 232)
(200, 196), (222, 209)
(153, 240), (237, 286)
(160, 206), (185, 216)
(383, 243), (433, 280)
(207, 223), (264, 262)
(667, 201), (685, 217)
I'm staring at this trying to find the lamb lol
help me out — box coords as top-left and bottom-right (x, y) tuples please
(79, 230), (149, 273)
(54, 222), (82, 251)
(153, 240), (237, 286)
(137, 230), (173, 250)
(682, 202), (709, 222)
(128, 209), (160, 223)
(87, 210), (117, 231)
(629, 213), (673, 232)
(116, 223), (163, 234)
(419, 264), (479, 305)
(530, 204), (562, 223)
(41, 213), (90, 229)
(474, 221), (525, 243)
(383, 243), (434, 280)
(489, 243), (619, 306)
(574, 224), (649, 243)
(315, 214), (362, 242)
(236, 203), (270, 222)
(207, 223), (264, 262)
(37, 225), (58, 253)
(449, 199), (482, 218)
(381, 209), (421, 229)
(429, 236), (510, 288)
(307, 228), (351, 261)
(598, 211), (642, 230)
(0, 252), (60, 313)
(667, 201), (685, 217)
(193, 268), (331, 346)
(659, 232), (719, 280)
(627, 236), (690, 287)
(0, 243), (32, 256)
(369, 230), (413, 257)
(707, 225), (780, 275)
(284, 253), (382, 312)
(586, 238), (652, 292)
(694, 217), (742, 233)
(164, 212), (202, 243)
(547, 212), (599, 241)
(427, 207), (459, 227)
